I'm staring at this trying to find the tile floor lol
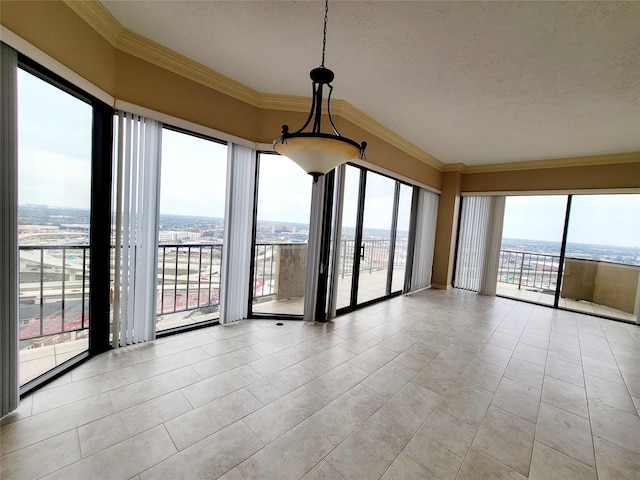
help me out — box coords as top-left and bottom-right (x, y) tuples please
(2, 288), (640, 479)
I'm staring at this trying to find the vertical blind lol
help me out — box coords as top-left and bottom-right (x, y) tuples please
(327, 165), (346, 318)
(303, 175), (326, 322)
(410, 188), (440, 291)
(1, 42), (20, 416)
(455, 195), (505, 295)
(112, 112), (162, 346)
(220, 144), (256, 324)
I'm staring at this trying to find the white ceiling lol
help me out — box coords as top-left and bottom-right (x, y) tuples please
(101, 1), (640, 166)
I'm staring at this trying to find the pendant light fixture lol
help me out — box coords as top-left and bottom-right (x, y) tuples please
(273, 0), (367, 181)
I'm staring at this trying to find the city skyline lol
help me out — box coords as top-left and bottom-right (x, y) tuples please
(18, 204), (640, 254)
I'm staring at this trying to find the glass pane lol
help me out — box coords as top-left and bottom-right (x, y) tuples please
(336, 165), (361, 310)
(156, 129), (227, 331)
(252, 153), (312, 315)
(498, 195), (567, 306)
(357, 171), (396, 304)
(18, 69), (92, 385)
(561, 194), (640, 321)
(391, 184), (412, 293)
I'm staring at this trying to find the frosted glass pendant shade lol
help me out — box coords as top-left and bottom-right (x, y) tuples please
(273, 134), (361, 176)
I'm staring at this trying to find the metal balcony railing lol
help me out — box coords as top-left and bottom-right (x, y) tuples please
(19, 239), (409, 342)
(498, 250), (561, 291)
(252, 239), (408, 302)
(156, 243), (222, 315)
(18, 245), (90, 342)
(253, 243), (278, 299)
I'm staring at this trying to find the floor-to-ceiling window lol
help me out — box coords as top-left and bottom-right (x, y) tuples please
(391, 183), (413, 293)
(251, 152), (312, 316)
(498, 195), (568, 306)
(336, 164), (412, 313)
(335, 165), (362, 310)
(17, 67), (92, 385)
(561, 194), (640, 322)
(494, 193), (639, 322)
(156, 127), (227, 331)
(15, 60), (112, 388)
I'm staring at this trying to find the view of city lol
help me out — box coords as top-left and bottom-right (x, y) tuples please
(16, 205), (639, 385)
(502, 238), (640, 267)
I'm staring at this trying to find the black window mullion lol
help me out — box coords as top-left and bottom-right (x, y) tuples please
(351, 168), (367, 307)
(554, 195), (573, 308)
(386, 181), (401, 295)
(88, 103), (114, 354)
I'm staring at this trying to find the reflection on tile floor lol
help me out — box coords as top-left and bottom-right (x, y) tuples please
(4, 288), (640, 479)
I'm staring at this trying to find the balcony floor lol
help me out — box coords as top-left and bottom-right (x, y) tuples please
(497, 283), (637, 322)
(253, 268), (395, 315)
(18, 336), (88, 386)
(4, 288), (640, 480)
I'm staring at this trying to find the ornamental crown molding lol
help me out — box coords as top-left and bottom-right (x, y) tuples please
(461, 151), (640, 174)
(64, 0), (121, 46)
(63, 0), (443, 170)
(63, 1), (636, 174)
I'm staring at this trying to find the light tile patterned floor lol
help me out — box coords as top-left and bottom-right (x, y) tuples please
(3, 288), (640, 479)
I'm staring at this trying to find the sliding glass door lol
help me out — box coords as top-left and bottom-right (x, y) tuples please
(336, 165), (410, 312)
(496, 193), (639, 322)
(251, 153), (312, 316)
(391, 184), (413, 293)
(357, 170), (397, 304)
(561, 194), (640, 322)
(498, 195), (567, 306)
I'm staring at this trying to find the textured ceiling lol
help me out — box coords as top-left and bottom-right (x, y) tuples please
(101, 1), (640, 166)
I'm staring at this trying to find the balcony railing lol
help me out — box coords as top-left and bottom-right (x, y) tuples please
(340, 239), (400, 277)
(19, 238), (410, 342)
(498, 249), (560, 291)
(156, 243), (222, 315)
(253, 243), (278, 299)
(253, 239), (408, 302)
(19, 245), (90, 343)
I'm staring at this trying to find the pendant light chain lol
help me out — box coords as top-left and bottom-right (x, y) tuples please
(321, 0), (329, 67)
(273, 0), (366, 176)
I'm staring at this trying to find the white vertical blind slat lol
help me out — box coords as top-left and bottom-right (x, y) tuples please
(220, 144), (256, 324)
(410, 188), (439, 291)
(303, 176), (326, 322)
(455, 196), (505, 294)
(479, 196), (505, 295)
(328, 165), (346, 318)
(1, 42), (20, 416)
(112, 113), (161, 346)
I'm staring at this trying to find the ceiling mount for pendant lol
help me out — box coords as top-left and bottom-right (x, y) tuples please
(273, 0), (367, 180)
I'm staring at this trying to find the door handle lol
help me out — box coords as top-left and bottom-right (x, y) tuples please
(360, 244), (365, 259)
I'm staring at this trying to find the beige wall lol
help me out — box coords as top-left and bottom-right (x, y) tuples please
(562, 259), (639, 314)
(431, 172), (462, 289)
(115, 50), (262, 141)
(462, 162), (640, 193)
(1, 0), (117, 94)
(3, 0), (639, 293)
(1, 1), (442, 189)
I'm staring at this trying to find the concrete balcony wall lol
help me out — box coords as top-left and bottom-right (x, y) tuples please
(562, 258), (639, 314)
(274, 245), (307, 300)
